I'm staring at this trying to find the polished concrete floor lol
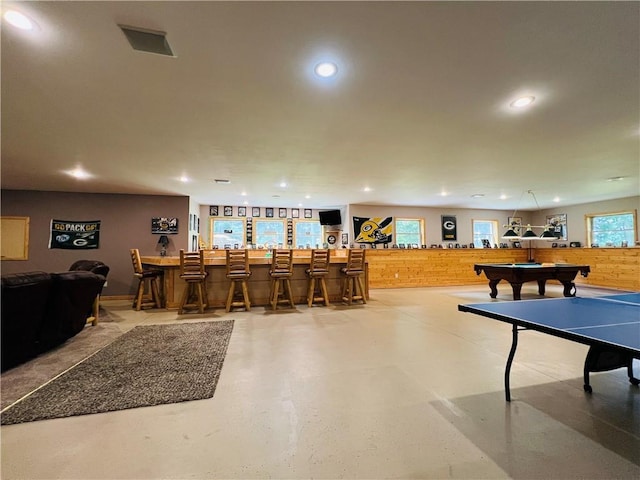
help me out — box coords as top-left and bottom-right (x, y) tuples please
(1, 284), (639, 479)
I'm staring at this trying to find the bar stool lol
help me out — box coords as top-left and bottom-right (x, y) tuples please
(226, 249), (251, 312)
(306, 249), (331, 307)
(340, 249), (367, 305)
(269, 249), (295, 310)
(130, 248), (163, 310)
(178, 249), (208, 314)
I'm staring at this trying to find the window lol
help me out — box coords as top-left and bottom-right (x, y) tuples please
(254, 219), (286, 248)
(209, 218), (245, 248)
(472, 220), (498, 248)
(395, 218), (423, 246)
(294, 220), (322, 248)
(587, 210), (637, 247)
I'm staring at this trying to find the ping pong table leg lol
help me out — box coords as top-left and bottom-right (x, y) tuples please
(505, 323), (519, 401)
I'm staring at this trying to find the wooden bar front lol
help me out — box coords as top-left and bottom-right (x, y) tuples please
(141, 250), (369, 309)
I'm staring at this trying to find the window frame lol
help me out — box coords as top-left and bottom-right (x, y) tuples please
(586, 209), (637, 247)
(394, 218), (424, 246)
(253, 218), (287, 248)
(472, 219), (499, 248)
(293, 219), (323, 249)
(208, 217), (247, 248)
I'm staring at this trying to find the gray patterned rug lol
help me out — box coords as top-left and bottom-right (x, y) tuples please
(1, 320), (234, 425)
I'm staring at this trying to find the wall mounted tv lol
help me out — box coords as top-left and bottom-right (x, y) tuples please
(318, 209), (342, 226)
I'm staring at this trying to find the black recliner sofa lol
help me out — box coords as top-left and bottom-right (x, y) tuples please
(1, 269), (107, 372)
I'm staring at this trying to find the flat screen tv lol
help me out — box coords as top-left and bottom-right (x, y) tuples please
(318, 209), (342, 226)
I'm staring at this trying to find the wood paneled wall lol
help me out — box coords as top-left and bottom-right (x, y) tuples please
(366, 248), (529, 288)
(535, 248), (640, 291)
(366, 247), (640, 291)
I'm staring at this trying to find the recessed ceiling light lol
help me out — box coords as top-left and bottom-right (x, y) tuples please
(4, 10), (35, 30)
(66, 168), (91, 180)
(500, 194), (507, 200)
(314, 62), (338, 78)
(440, 191), (448, 196)
(280, 182), (287, 188)
(179, 176), (189, 183)
(243, 200), (248, 205)
(363, 187), (372, 192)
(214, 179), (230, 184)
(553, 197), (560, 202)
(510, 96), (535, 108)
(305, 195), (311, 199)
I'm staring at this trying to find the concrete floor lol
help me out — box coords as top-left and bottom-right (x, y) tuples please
(1, 285), (639, 479)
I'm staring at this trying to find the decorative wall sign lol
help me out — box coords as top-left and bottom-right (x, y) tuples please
(50, 219), (100, 249)
(224, 206), (233, 216)
(441, 215), (457, 241)
(279, 208), (287, 218)
(246, 217), (253, 244)
(209, 206), (218, 216)
(252, 207), (260, 217)
(507, 216), (522, 230)
(238, 206), (246, 217)
(151, 217), (178, 234)
(546, 213), (567, 240)
(353, 216), (393, 244)
(287, 218), (293, 246)
(292, 208), (299, 218)
(266, 208), (274, 218)
(304, 209), (312, 219)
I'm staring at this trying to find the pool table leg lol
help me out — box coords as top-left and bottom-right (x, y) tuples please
(488, 279), (500, 298)
(510, 282), (523, 300)
(537, 279), (546, 296)
(562, 281), (576, 297)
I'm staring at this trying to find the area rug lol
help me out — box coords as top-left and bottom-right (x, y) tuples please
(1, 320), (234, 425)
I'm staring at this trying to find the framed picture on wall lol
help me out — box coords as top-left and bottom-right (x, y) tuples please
(252, 207), (260, 217)
(546, 213), (567, 241)
(238, 206), (246, 217)
(292, 208), (299, 218)
(266, 208), (274, 218)
(304, 209), (312, 219)
(209, 206), (218, 216)
(279, 208), (287, 218)
(507, 216), (522, 231)
(224, 206), (233, 216)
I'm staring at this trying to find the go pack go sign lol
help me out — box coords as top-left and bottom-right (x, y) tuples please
(49, 219), (100, 249)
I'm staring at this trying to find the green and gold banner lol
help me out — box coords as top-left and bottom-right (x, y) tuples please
(353, 216), (393, 244)
(441, 215), (457, 241)
(49, 219), (100, 249)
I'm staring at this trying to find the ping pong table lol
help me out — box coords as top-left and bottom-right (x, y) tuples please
(458, 293), (640, 401)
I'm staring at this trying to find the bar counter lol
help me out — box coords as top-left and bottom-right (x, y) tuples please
(141, 249), (368, 309)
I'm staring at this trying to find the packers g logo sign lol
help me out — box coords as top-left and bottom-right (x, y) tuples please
(441, 215), (457, 241)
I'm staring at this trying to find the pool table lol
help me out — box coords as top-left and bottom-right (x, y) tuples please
(474, 263), (591, 300)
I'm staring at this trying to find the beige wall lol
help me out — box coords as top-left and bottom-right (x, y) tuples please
(2, 190), (637, 297)
(1, 190), (189, 296)
(347, 204), (535, 246)
(532, 196), (640, 245)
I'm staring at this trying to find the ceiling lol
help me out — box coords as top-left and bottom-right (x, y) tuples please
(1, 1), (639, 212)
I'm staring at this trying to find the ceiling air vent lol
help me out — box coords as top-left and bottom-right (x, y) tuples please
(119, 25), (175, 57)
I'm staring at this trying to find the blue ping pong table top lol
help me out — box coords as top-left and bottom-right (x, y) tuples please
(458, 293), (640, 353)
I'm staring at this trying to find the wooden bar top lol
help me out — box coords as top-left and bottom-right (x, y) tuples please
(141, 249), (354, 267)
